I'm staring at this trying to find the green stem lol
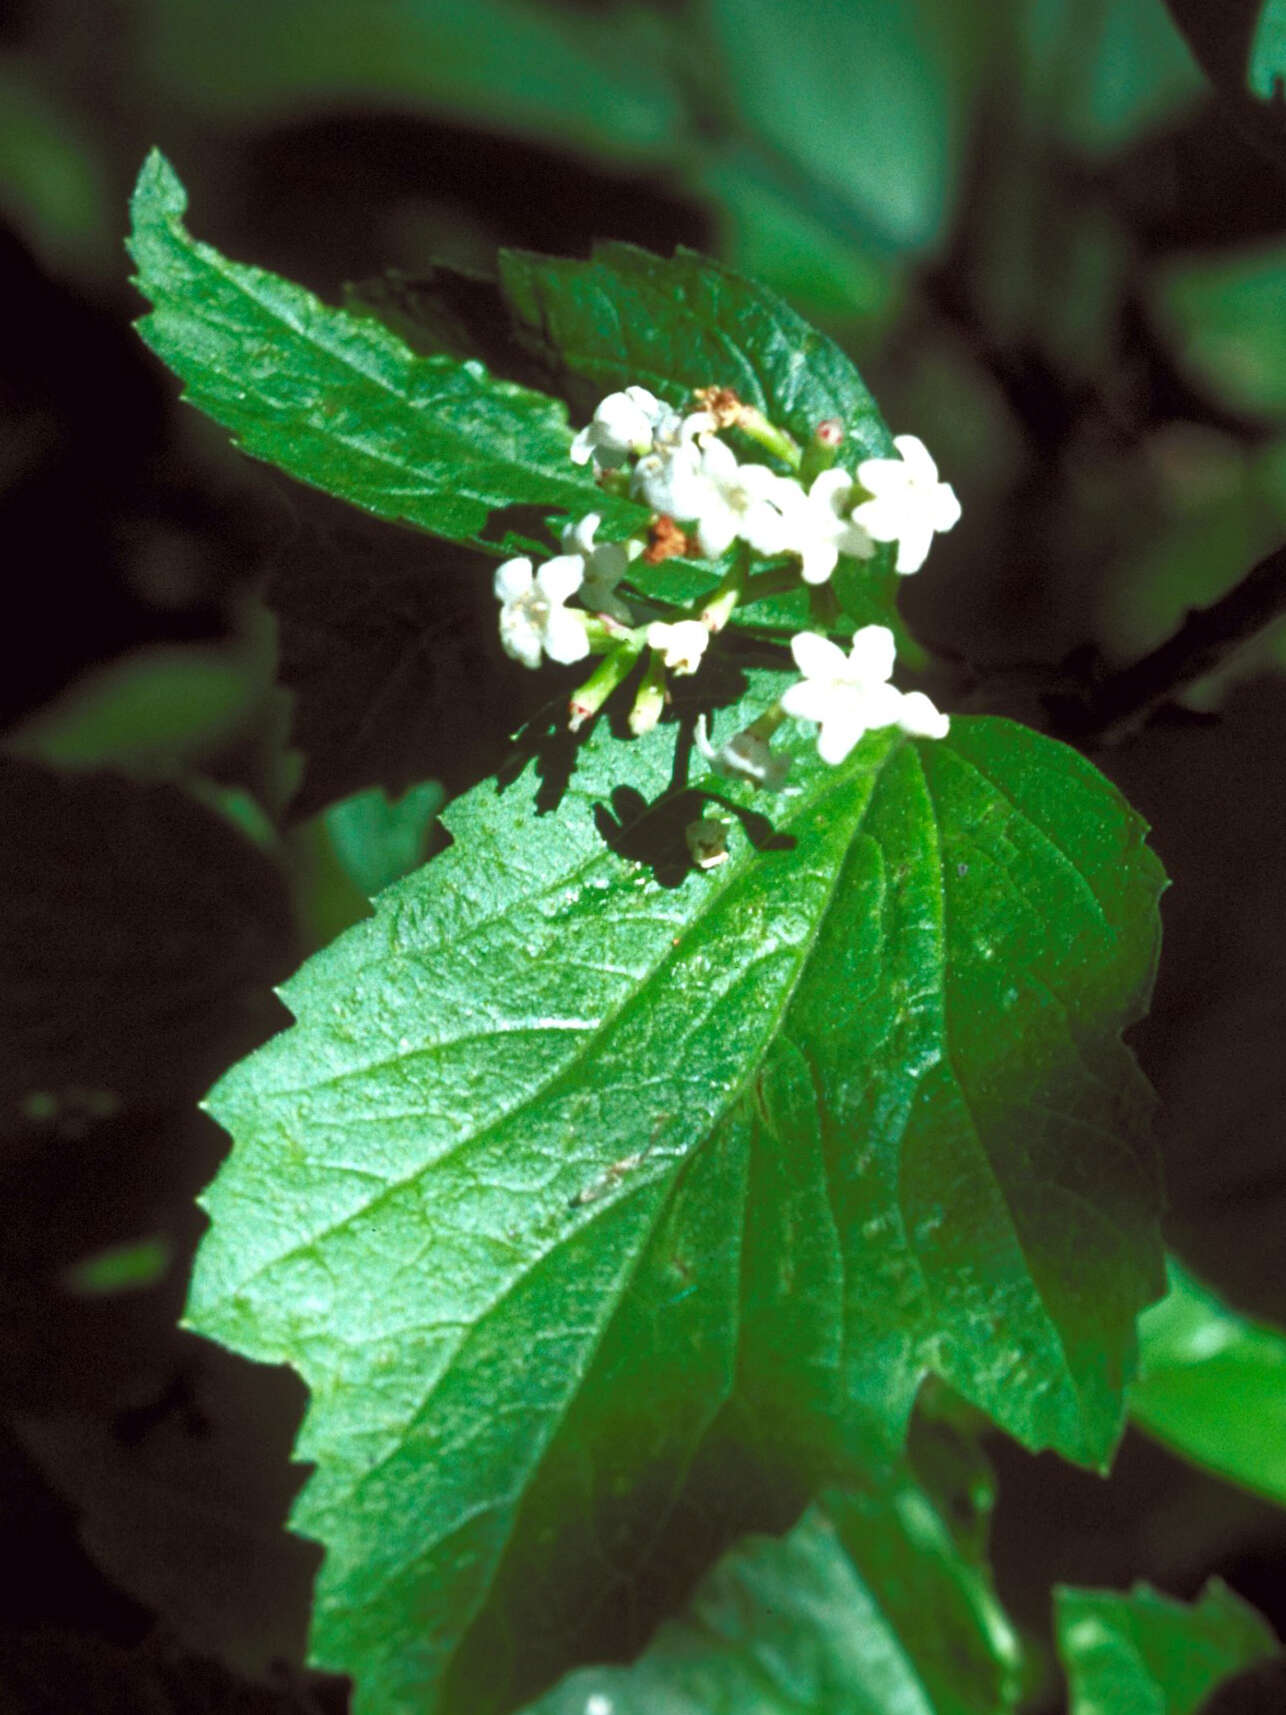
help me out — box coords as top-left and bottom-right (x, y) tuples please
(738, 407), (803, 472)
(628, 649), (668, 735)
(569, 639), (644, 731)
(699, 548), (751, 632)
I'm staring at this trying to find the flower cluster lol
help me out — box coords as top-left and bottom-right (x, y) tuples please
(494, 382), (959, 779)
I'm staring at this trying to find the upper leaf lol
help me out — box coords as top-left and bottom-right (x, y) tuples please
(1056, 1580), (1278, 1715)
(524, 1477), (1021, 1715)
(1133, 1257), (1286, 1508)
(499, 240), (894, 466)
(188, 686), (1164, 1713)
(127, 151), (643, 549)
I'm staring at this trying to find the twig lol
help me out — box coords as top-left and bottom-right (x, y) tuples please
(1052, 540), (1286, 742)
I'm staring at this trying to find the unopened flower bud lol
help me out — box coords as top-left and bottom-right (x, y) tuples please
(628, 653), (668, 736)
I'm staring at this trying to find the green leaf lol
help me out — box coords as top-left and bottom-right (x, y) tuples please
(132, 0), (684, 165)
(1021, 0), (1204, 158)
(1132, 1257), (1286, 1507)
(1150, 241), (1286, 422)
(4, 638), (270, 777)
(701, 0), (976, 254)
(499, 241), (894, 466)
(188, 688), (1163, 1713)
(525, 1479), (1021, 1715)
(1056, 1580), (1278, 1715)
(127, 151), (641, 551)
(324, 781), (445, 899)
(1250, 1), (1286, 100)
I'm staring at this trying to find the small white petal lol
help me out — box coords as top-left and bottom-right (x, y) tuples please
(542, 606), (591, 665)
(932, 483), (963, 533)
(894, 518), (935, 575)
(493, 557), (534, 602)
(848, 624), (897, 684)
(898, 690), (950, 739)
(854, 454), (905, 499)
(850, 492), (906, 543)
(498, 610), (544, 670)
(699, 437), (739, 481)
(790, 630), (850, 683)
(696, 498), (740, 559)
(797, 538), (839, 585)
(536, 554), (585, 604)
(893, 433), (938, 480)
(561, 512), (600, 557)
(816, 710), (866, 765)
(858, 682), (908, 730)
(780, 678), (837, 723)
(569, 427), (595, 466)
(623, 384), (663, 417)
(808, 468), (855, 510)
(647, 619), (708, 674)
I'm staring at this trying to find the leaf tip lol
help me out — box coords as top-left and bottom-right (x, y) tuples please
(130, 147), (187, 228)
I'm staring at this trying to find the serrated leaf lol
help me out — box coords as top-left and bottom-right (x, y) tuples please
(1056, 1580), (1279, 1715)
(526, 1478), (1021, 1715)
(1132, 1257), (1286, 1508)
(188, 686), (1163, 1713)
(499, 241), (894, 467)
(127, 151), (643, 549)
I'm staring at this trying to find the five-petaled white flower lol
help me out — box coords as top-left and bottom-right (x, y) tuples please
(851, 435), (961, 575)
(787, 469), (875, 585)
(561, 513), (636, 621)
(494, 555), (590, 670)
(569, 386), (679, 470)
(646, 618), (709, 675)
(782, 624), (948, 763)
(685, 438), (804, 559)
(630, 410), (717, 519)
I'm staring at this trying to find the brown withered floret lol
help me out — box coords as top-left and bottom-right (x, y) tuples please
(642, 514), (697, 564)
(693, 386), (744, 429)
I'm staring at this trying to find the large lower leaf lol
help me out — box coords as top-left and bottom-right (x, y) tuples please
(526, 1477), (1021, 1715)
(188, 686), (1163, 1713)
(1132, 1257), (1286, 1507)
(1056, 1580), (1278, 1715)
(127, 152), (642, 548)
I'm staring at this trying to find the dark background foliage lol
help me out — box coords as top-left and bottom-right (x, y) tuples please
(2, 2), (1285, 1708)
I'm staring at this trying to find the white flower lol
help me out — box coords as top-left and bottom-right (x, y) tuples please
(786, 469), (876, 585)
(896, 689), (951, 739)
(493, 555), (590, 670)
(851, 435), (961, 575)
(569, 386), (679, 469)
(689, 438), (803, 559)
(560, 513), (637, 621)
(694, 714), (792, 792)
(781, 625), (907, 764)
(646, 619), (709, 675)
(631, 411), (716, 519)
